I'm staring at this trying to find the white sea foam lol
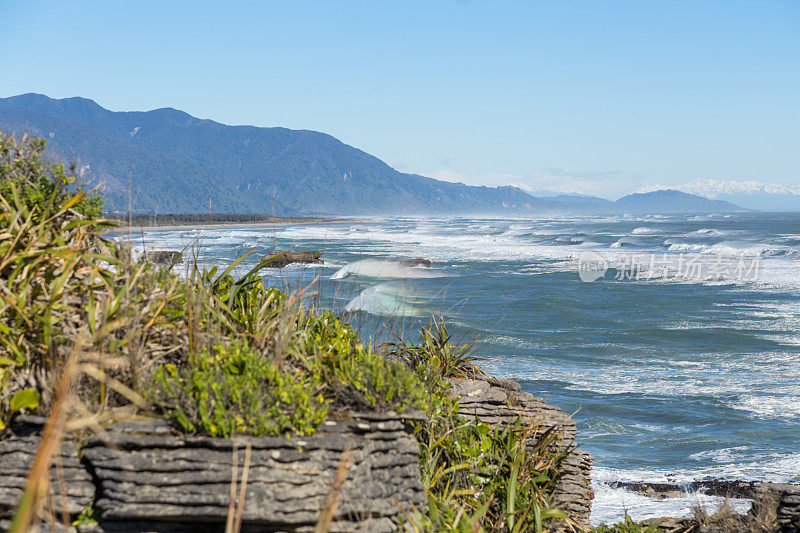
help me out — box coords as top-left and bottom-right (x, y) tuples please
(555, 235), (587, 245)
(593, 455), (800, 489)
(630, 423), (664, 432)
(726, 394), (800, 419)
(503, 347), (800, 399)
(591, 479), (752, 526)
(686, 228), (729, 237)
(688, 214), (726, 222)
(708, 240), (772, 257)
(689, 446), (751, 463)
(664, 240), (707, 252)
(631, 227), (660, 235)
(266, 220), (800, 291)
(481, 334), (539, 350)
(330, 259), (452, 280)
(279, 222), (597, 263)
(610, 236), (650, 248)
(497, 222), (537, 234)
(581, 420), (639, 439)
(590, 453), (800, 525)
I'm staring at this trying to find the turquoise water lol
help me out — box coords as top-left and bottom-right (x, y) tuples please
(130, 212), (800, 523)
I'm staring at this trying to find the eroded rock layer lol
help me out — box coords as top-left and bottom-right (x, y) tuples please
(83, 414), (424, 532)
(1, 379), (597, 532)
(0, 417), (94, 521)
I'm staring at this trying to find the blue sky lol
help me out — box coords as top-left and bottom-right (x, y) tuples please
(1, 0), (798, 198)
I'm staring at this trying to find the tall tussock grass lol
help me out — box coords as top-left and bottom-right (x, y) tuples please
(386, 320), (579, 532)
(1, 132), (578, 532)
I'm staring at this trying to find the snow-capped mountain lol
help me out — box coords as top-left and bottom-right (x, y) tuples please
(639, 178), (800, 211)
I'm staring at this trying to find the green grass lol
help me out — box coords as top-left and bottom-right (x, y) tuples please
(402, 379), (572, 532)
(381, 317), (484, 389)
(591, 518), (660, 533)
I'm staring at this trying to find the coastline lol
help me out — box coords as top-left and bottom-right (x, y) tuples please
(105, 214), (360, 233)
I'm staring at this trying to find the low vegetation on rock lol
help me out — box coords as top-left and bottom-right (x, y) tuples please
(151, 340), (329, 437)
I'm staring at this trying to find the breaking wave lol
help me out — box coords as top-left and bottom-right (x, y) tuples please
(331, 259), (452, 280)
(344, 283), (426, 317)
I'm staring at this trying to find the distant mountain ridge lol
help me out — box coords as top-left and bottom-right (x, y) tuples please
(615, 189), (744, 213)
(0, 93), (745, 215)
(640, 178), (800, 211)
(0, 93), (544, 215)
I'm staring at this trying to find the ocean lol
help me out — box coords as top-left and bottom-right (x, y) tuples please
(126, 212), (800, 525)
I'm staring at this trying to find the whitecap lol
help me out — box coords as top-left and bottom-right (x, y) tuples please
(331, 259), (452, 280)
(726, 394), (800, 419)
(631, 227), (660, 235)
(687, 228), (728, 238)
(610, 236), (648, 248)
(665, 241), (708, 252)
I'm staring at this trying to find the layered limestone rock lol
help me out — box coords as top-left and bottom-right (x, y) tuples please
(643, 482), (800, 532)
(448, 377), (594, 528)
(750, 483), (800, 533)
(0, 417), (94, 522)
(398, 258), (431, 268)
(82, 413), (424, 532)
(0, 379), (595, 532)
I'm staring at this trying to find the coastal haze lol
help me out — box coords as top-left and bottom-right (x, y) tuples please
(128, 212), (800, 524)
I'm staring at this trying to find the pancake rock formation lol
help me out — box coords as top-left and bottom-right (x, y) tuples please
(0, 379), (599, 532)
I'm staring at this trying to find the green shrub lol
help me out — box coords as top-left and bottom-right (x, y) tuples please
(152, 341), (328, 437)
(0, 133), (103, 221)
(294, 312), (430, 412)
(320, 340), (429, 412)
(170, 265), (432, 418)
(72, 507), (98, 527)
(0, 132), (116, 417)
